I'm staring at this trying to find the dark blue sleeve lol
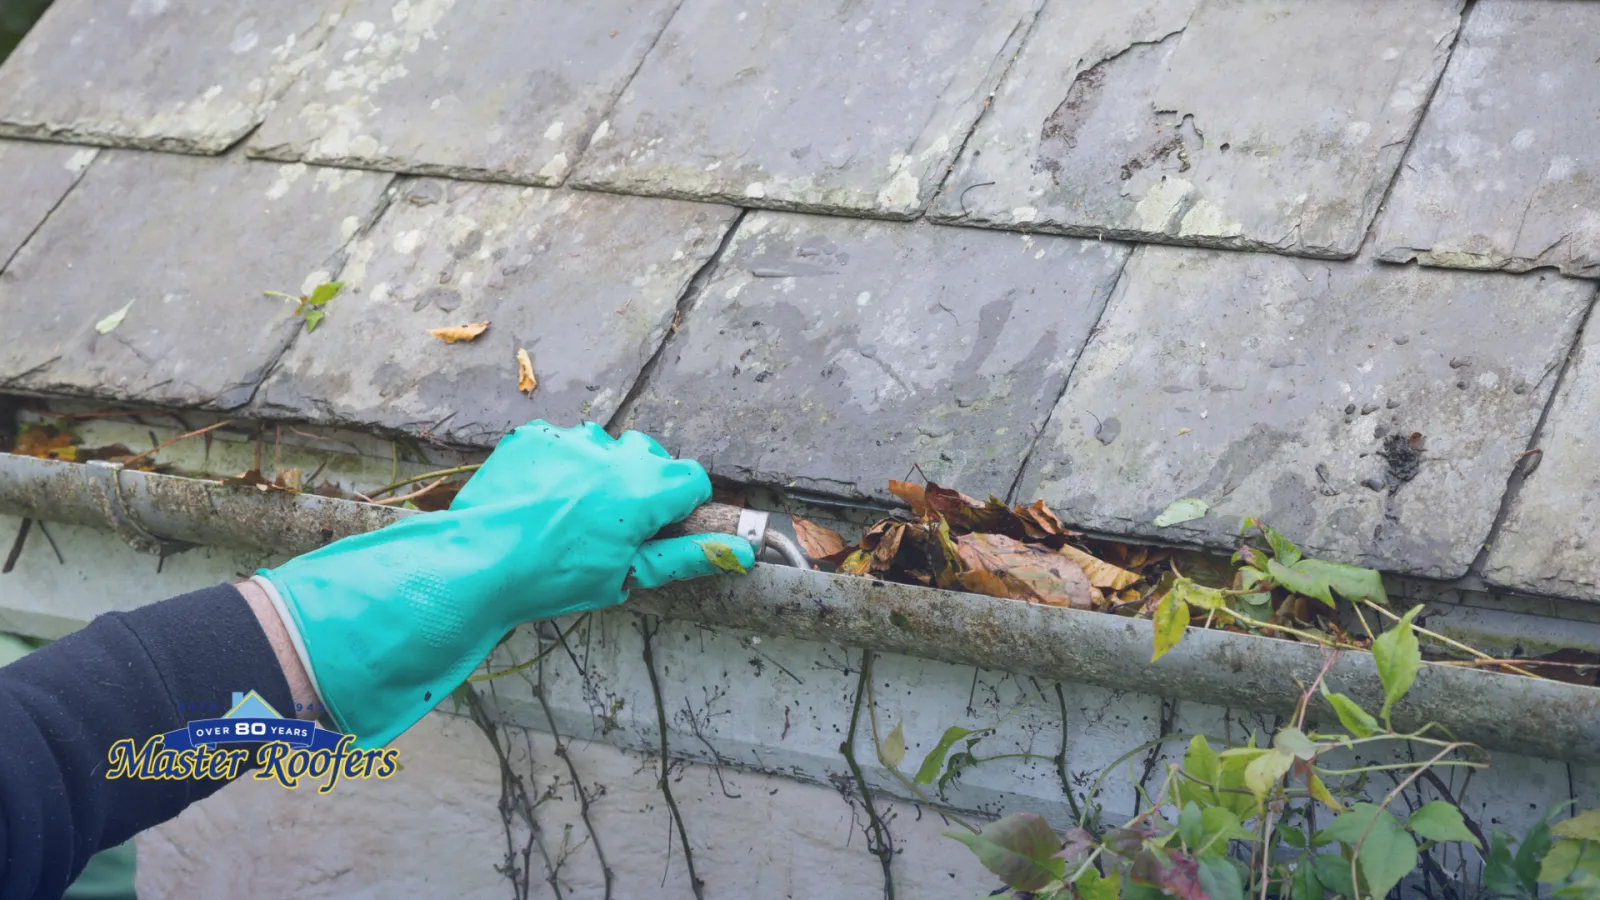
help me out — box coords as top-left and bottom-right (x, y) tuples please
(0, 583), (294, 899)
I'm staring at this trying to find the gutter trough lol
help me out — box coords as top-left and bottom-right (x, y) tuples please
(4, 451), (1598, 765)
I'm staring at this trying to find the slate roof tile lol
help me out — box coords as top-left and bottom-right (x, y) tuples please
(1016, 245), (1593, 579)
(0, 0), (337, 153)
(1376, 0), (1600, 279)
(251, 0), (678, 186)
(255, 179), (739, 445)
(1486, 320), (1600, 600)
(571, 0), (1042, 218)
(0, 151), (392, 408)
(0, 139), (95, 267)
(622, 212), (1129, 500)
(933, 0), (1463, 259)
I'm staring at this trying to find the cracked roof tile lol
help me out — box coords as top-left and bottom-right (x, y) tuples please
(1375, 0), (1600, 279)
(933, 0), (1463, 259)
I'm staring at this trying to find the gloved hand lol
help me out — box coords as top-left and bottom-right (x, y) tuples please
(255, 421), (755, 748)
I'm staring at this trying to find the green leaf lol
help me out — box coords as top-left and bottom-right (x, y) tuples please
(94, 299), (135, 335)
(1552, 874), (1600, 900)
(1408, 800), (1481, 848)
(1151, 587), (1191, 662)
(699, 540), (748, 574)
(1179, 801), (1203, 851)
(1196, 807), (1254, 856)
(1267, 558), (1388, 608)
(307, 281), (344, 307)
(1242, 517), (1303, 565)
(1318, 803), (1417, 899)
(1541, 839), (1600, 885)
(1178, 735), (1219, 809)
(1319, 683), (1378, 738)
(1519, 818), (1556, 892)
(449, 682), (474, 714)
(1215, 750), (1264, 818)
(882, 721), (906, 769)
(1281, 826), (1308, 849)
(1484, 830), (1531, 898)
(1311, 853), (1356, 899)
(1555, 811), (1600, 843)
(1177, 579), (1228, 612)
(1153, 497), (1209, 527)
(1244, 748), (1294, 806)
(1197, 857), (1245, 900)
(1073, 866), (1120, 900)
(1290, 857), (1325, 899)
(303, 308), (326, 332)
(1372, 605), (1423, 724)
(914, 726), (974, 785)
(945, 813), (1064, 891)
(1273, 725), (1318, 760)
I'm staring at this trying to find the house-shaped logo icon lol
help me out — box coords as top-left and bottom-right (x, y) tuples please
(226, 690), (284, 720)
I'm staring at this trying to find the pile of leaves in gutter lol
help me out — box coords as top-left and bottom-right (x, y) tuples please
(788, 479), (1599, 686)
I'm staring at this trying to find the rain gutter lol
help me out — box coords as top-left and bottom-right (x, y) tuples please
(3, 451), (1598, 765)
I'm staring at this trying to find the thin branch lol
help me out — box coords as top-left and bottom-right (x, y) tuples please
(121, 419), (236, 468)
(843, 650), (896, 900)
(469, 616), (589, 683)
(1350, 743), (1474, 895)
(1362, 600), (1542, 679)
(368, 476), (448, 507)
(1053, 681), (1084, 822)
(639, 616), (705, 900)
(2, 518), (31, 574)
(368, 464), (483, 497)
(533, 666), (614, 900)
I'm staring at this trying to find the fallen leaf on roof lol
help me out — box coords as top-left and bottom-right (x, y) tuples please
(1152, 497), (1209, 527)
(515, 348), (538, 396)
(793, 517), (848, 560)
(94, 300), (135, 335)
(888, 479), (928, 515)
(700, 540), (748, 574)
(429, 321), (490, 343)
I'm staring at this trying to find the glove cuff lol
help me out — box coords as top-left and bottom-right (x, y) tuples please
(249, 574), (327, 719)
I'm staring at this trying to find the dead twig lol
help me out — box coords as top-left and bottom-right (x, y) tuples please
(121, 420), (236, 468)
(368, 476), (448, 507)
(368, 464), (482, 498)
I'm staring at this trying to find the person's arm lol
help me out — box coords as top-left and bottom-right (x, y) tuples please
(0, 421), (752, 897)
(0, 583), (294, 899)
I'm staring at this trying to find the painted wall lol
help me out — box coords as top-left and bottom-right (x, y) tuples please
(3, 514), (1598, 898)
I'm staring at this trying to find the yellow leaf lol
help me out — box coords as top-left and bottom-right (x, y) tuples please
(1058, 544), (1139, 590)
(515, 347), (538, 396)
(1308, 772), (1343, 811)
(1151, 589), (1190, 662)
(792, 517), (848, 559)
(429, 321), (490, 343)
(1244, 748), (1295, 806)
(882, 721), (906, 769)
(699, 540), (747, 574)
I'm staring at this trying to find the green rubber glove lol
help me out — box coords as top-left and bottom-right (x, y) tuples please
(257, 421), (755, 748)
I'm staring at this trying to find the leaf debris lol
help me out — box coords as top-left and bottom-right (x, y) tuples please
(515, 347), (537, 396)
(429, 321), (490, 343)
(95, 300), (135, 335)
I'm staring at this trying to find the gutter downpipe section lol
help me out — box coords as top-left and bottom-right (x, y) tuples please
(4, 451), (1599, 765)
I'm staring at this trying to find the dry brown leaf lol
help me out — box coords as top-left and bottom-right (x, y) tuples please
(953, 532), (1095, 610)
(793, 517), (848, 560)
(1058, 544), (1140, 590)
(888, 479), (927, 515)
(872, 523), (906, 571)
(515, 347), (538, 396)
(429, 321), (490, 343)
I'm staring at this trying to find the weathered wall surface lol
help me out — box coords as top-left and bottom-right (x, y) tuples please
(6, 513), (1600, 898)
